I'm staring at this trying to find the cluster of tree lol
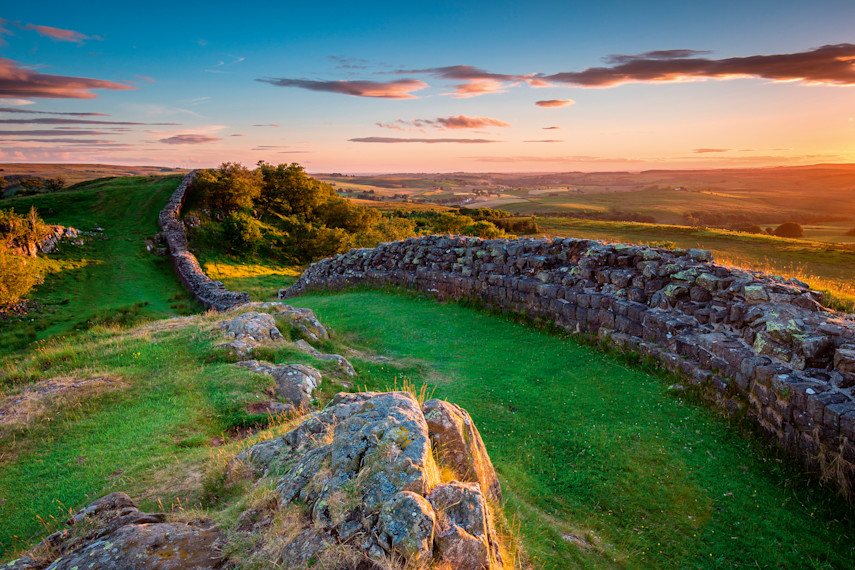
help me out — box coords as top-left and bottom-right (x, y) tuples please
(189, 163), (520, 263)
(0, 176), (66, 198)
(0, 207), (46, 306)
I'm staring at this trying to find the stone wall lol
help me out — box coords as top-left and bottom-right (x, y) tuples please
(159, 171), (250, 311)
(283, 235), (855, 494)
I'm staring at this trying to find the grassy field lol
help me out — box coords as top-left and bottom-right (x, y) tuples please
(2, 291), (854, 568)
(0, 163), (187, 195)
(0, 175), (200, 354)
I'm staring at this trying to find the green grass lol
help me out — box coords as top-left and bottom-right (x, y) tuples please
(287, 290), (855, 569)
(0, 175), (202, 354)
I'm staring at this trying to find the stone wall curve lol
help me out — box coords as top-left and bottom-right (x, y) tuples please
(283, 234), (855, 495)
(159, 171), (250, 311)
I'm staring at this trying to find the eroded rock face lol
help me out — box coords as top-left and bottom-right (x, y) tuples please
(237, 360), (323, 407)
(8, 492), (225, 570)
(236, 391), (504, 568)
(422, 399), (502, 501)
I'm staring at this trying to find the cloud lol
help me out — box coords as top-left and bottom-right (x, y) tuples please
(543, 126), (560, 130)
(0, 58), (135, 99)
(535, 99), (575, 108)
(252, 123), (280, 127)
(0, 129), (113, 135)
(349, 137), (499, 144)
(0, 137), (115, 143)
(545, 43), (855, 87)
(465, 155), (645, 163)
(603, 49), (713, 65)
(158, 134), (221, 144)
(230, 133), (245, 137)
(394, 65), (547, 98)
(0, 98), (34, 106)
(0, 18), (12, 46)
(693, 148), (730, 153)
(24, 24), (89, 44)
(0, 106), (108, 116)
(524, 139), (563, 143)
(135, 75), (156, 83)
(206, 55), (245, 74)
(331, 55), (369, 70)
(0, 117), (178, 125)
(378, 115), (510, 131)
(257, 77), (428, 99)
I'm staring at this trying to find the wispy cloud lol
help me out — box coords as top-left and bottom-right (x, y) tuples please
(349, 137), (499, 144)
(0, 58), (134, 99)
(257, 77), (428, 99)
(524, 139), (563, 143)
(0, 18), (12, 46)
(252, 123), (280, 127)
(0, 129), (114, 136)
(545, 44), (855, 87)
(331, 55), (370, 70)
(0, 137), (115, 143)
(0, 106), (108, 116)
(466, 155), (645, 163)
(693, 148), (730, 153)
(535, 99), (575, 108)
(23, 23), (89, 44)
(542, 126), (560, 130)
(134, 75), (156, 83)
(377, 115), (510, 131)
(159, 134), (221, 144)
(0, 117), (178, 125)
(205, 55), (246, 74)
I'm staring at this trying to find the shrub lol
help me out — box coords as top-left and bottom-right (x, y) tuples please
(772, 222), (804, 238)
(44, 176), (66, 192)
(845, 227), (855, 237)
(194, 163), (261, 215)
(221, 211), (265, 254)
(0, 247), (40, 305)
(461, 220), (505, 239)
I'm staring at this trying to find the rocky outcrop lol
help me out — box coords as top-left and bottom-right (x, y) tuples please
(158, 171), (250, 311)
(237, 360), (322, 408)
(234, 391), (504, 568)
(6, 226), (79, 257)
(283, 235), (855, 495)
(7, 492), (225, 569)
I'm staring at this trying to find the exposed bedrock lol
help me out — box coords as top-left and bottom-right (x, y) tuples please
(283, 235), (855, 495)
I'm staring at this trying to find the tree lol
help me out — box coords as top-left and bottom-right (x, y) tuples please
(221, 211), (264, 254)
(44, 176), (66, 192)
(19, 178), (43, 195)
(257, 162), (337, 219)
(0, 247), (40, 305)
(0, 177), (6, 197)
(194, 163), (261, 215)
(772, 222), (804, 238)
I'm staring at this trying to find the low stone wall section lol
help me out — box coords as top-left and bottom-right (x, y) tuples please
(159, 171), (249, 311)
(283, 235), (855, 494)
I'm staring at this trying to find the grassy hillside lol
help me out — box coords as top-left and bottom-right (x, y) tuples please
(2, 293), (853, 568)
(0, 163), (188, 194)
(0, 175), (200, 354)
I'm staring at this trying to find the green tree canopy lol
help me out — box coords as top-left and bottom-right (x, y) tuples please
(194, 162), (261, 215)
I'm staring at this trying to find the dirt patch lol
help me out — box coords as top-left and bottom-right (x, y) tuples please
(0, 375), (125, 435)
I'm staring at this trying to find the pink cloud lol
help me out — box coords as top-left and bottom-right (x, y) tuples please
(0, 106), (108, 116)
(349, 137), (499, 144)
(257, 77), (428, 99)
(396, 65), (546, 97)
(546, 44), (855, 87)
(379, 115), (510, 130)
(693, 148), (731, 153)
(535, 99), (575, 108)
(252, 123), (280, 127)
(0, 58), (135, 99)
(0, 117), (178, 125)
(159, 134), (221, 144)
(24, 24), (89, 44)
(134, 75), (156, 83)
(543, 126), (561, 130)
(524, 139), (564, 143)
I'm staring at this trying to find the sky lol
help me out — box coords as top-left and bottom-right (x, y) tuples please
(1, 0), (854, 173)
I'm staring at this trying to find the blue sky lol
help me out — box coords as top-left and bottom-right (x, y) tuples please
(2, 1), (854, 172)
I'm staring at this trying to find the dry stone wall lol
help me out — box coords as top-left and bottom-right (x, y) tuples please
(159, 171), (250, 311)
(284, 235), (855, 494)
